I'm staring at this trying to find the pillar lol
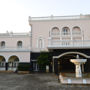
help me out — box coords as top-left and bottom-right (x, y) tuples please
(52, 59), (54, 73)
(75, 64), (82, 77)
(54, 58), (58, 75)
(82, 64), (84, 73)
(6, 62), (8, 71)
(5, 60), (8, 71)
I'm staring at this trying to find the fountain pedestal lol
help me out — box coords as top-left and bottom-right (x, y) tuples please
(75, 64), (82, 77)
(70, 59), (87, 78)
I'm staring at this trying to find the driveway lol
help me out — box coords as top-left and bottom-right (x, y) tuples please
(0, 72), (89, 90)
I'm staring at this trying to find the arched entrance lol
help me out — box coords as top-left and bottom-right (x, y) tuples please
(53, 52), (88, 75)
(59, 54), (75, 73)
(58, 54), (87, 73)
(0, 56), (6, 71)
(8, 56), (19, 71)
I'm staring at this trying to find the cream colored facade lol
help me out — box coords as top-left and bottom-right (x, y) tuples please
(28, 14), (90, 74)
(29, 14), (90, 51)
(0, 32), (31, 71)
(1, 14), (90, 72)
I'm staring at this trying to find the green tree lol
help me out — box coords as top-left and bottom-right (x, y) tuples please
(37, 52), (50, 66)
(37, 52), (50, 71)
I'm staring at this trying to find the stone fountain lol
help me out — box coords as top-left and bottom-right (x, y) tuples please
(70, 55), (87, 78)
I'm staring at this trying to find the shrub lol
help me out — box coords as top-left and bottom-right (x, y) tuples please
(37, 52), (50, 72)
(37, 52), (50, 66)
(18, 63), (30, 71)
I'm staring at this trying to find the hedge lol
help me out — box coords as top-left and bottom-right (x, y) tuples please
(18, 63), (30, 71)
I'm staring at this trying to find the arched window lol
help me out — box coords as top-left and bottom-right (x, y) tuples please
(62, 27), (70, 35)
(37, 37), (44, 49)
(72, 26), (81, 35)
(39, 39), (42, 49)
(0, 56), (5, 67)
(8, 56), (19, 70)
(51, 27), (59, 36)
(17, 41), (22, 48)
(1, 41), (5, 48)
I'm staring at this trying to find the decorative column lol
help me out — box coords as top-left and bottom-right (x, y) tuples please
(70, 27), (73, 46)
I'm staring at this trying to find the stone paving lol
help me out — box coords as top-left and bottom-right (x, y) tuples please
(59, 73), (90, 84)
(0, 72), (90, 90)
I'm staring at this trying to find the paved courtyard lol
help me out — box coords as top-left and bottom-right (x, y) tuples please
(0, 72), (90, 90)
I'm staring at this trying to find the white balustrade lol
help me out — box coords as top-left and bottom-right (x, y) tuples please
(48, 38), (90, 48)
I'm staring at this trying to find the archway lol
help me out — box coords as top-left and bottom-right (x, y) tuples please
(8, 56), (19, 71)
(59, 54), (75, 73)
(58, 54), (86, 73)
(53, 52), (89, 75)
(0, 56), (6, 70)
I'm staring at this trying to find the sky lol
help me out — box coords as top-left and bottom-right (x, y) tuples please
(0, 0), (90, 33)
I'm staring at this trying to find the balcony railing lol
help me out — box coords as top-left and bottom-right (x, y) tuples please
(51, 32), (82, 37)
(48, 39), (90, 49)
(0, 47), (31, 52)
(51, 32), (60, 35)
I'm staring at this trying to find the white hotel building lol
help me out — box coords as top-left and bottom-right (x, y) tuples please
(0, 14), (90, 75)
(29, 14), (90, 74)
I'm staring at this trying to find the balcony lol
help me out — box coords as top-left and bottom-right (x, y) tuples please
(0, 47), (31, 52)
(61, 32), (71, 38)
(48, 39), (90, 49)
(51, 32), (60, 38)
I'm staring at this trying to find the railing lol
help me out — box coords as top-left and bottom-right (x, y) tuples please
(51, 32), (60, 35)
(51, 32), (82, 37)
(0, 32), (31, 37)
(48, 39), (90, 49)
(29, 15), (90, 21)
(0, 47), (31, 51)
(61, 32), (71, 35)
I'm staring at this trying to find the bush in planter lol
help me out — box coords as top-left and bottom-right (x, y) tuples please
(18, 63), (30, 71)
(37, 52), (50, 72)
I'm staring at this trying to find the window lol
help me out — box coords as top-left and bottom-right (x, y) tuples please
(37, 37), (44, 49)
(0, 62), (5, 67)
(1, 41), (5, 48)
(17, 41), (22, 48)
(0, 57), (5, 67)
(72, 26), (81, 35)
(51, 27), (59, 36)
(62, 27), (70, 35)
(39, 39), (43, 49)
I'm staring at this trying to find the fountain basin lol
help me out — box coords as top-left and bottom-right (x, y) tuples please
(70, 59), (87, 64)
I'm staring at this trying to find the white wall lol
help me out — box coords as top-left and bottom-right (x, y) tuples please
(29, 18), (90, 51)
(0, 51), (30, 63)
